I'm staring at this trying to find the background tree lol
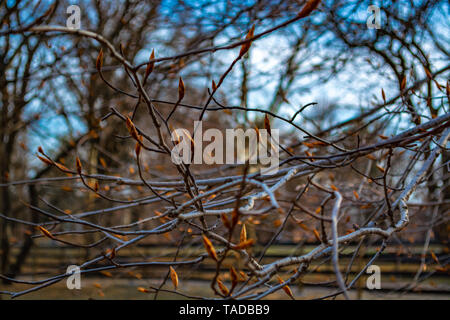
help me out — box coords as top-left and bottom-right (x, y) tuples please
(0, 0), (448, 299)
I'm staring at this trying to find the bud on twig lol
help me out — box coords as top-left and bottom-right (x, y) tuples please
(264, 114), (271, 136)
(126, 117), (140, 140)
(297, 0), (321, 18)
(169, 266), (179, 289)
(76, 157), (82, 174)
(96, 48), (103, 71)
(239, 25), (255, 57)
(202, 235), (218, 261)
(145, 49), (155, 79)
(178, 77), (185, 101)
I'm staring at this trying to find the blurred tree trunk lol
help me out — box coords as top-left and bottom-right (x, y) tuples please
(5, 185), (38, 280)
(0, 64), (12, 280)
(433, 150), (449, 245)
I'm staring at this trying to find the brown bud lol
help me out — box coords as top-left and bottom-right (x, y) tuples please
(239, 25), (255, 57)
(231, 208), (239, 227)
(264, 114), (271, 136)
(221, 214), (231, 229)
(96, 48), (103, 71)
(135, 141), (142, 156)
(230, 266), (239, 287)
(169, 266), (179, 289)
(145, 49), (155, 79)
(125, 117), (139, 140)
(178, 77), (185, 101)
(76, 157), (82, 174)
(217, 278), (229, 296)
(202, 235), (218, 261)
(240, 224), (247, 243)
(37, 155), (53, 166)
(400, 76), (407, 91)
(424, 66), (432, 79)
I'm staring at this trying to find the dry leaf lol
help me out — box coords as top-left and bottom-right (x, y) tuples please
(276, 275), (295, 299)
(297, 221), (310, 231)
(239, 25), (255, 57)
(233, 239), (254, 250)
(239, 271), (248, 281)
(37, 226), (54, 239)
(217, 278), (229, 296)
(230, 267), (239, 287)
(93, 283), (102, 289)
(202, 235), (218, 261)
(169, 266), (179, 289)
(240, 224), (247, 243)
(430, 251), (439, 264)
(312, 229), (321, 242)
(99, 157), (107, 168)
(125, 117), (139, 140)
(100, 270), (113, 278)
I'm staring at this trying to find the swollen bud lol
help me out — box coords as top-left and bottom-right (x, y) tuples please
(76, 157), (82, 174)
(135, 141), (142, 156)
(126, 117), (140, 140)
(145, 49), (155, 79)
(239, 25), (255, 57)
(178, 77), (185, 101)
